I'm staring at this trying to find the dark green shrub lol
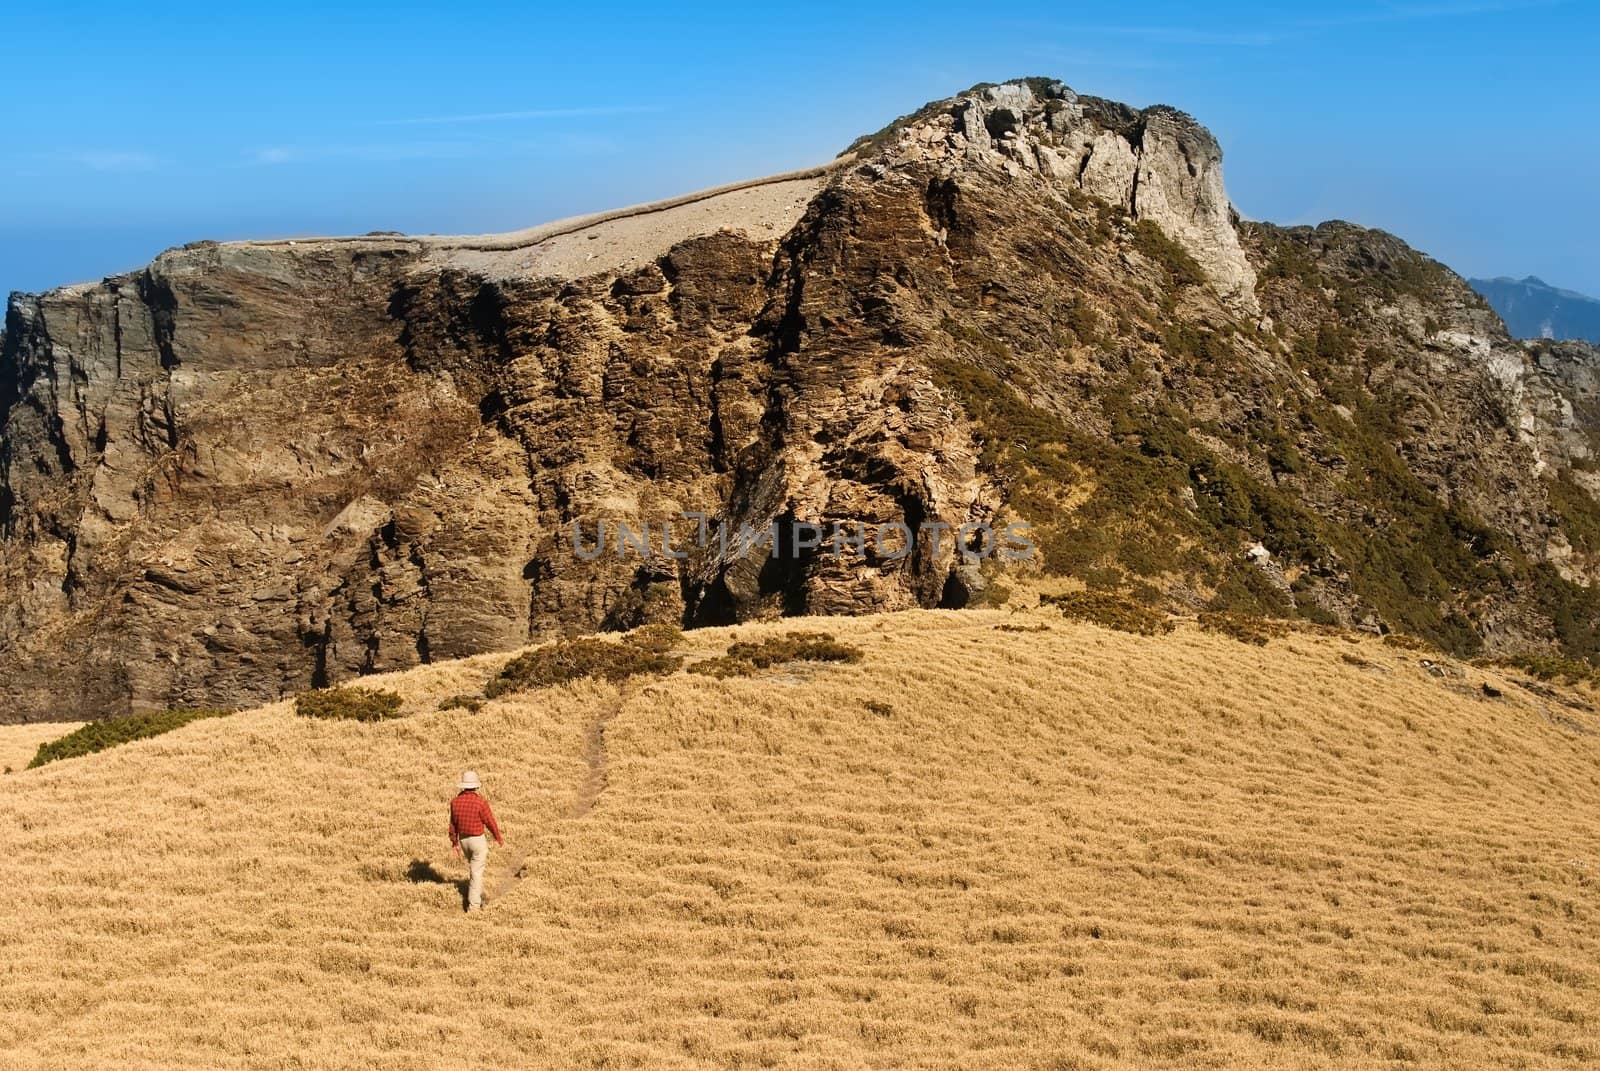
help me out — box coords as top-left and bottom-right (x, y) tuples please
(1041, 591), (1175, 636)
(1064, 299), (1099, 344)
(29, 707), (234, 768)
(1478, 654), (1598, 688)
(1295, 602), (1340, 627)
(1131, 219), (1206, 288)
(687, 631), (863, 679)
(971, 580), (1013, 608)
(438, 695), (484, 713)
(1382, 633), (1438, 653)
(624, 623), (685, 655)
(599, 581), (680, 632)
(1546, 473), (1600, 555)
(724, 631), (864, 668)
(1198, 611), (1287, 646)
(486, 638), (682, 697)
(1206, 563), (1294, 617)
(296, 687), (406, 722)
(687, 656), (759, 679)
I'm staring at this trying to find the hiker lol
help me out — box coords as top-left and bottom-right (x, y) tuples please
(449, 771), (504, 913)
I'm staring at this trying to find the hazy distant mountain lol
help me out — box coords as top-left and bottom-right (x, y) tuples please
(1469, 275), (1600, 342)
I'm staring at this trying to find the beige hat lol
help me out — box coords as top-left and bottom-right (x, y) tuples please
(459, 770), (481, 791)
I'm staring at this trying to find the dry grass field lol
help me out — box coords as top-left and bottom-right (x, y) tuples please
(1, 608), (1597, 1070)
(0, 721), (82, 775)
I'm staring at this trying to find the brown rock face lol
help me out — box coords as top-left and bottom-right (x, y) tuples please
(4, 78), (1599, 721)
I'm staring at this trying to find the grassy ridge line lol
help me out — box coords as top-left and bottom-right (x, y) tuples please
(229, 158), (856, 253)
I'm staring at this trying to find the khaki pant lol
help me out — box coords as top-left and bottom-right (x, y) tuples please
(459, 834), (489, 910)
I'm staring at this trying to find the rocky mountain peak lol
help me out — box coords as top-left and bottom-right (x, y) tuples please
(848, 78), (1259, 315)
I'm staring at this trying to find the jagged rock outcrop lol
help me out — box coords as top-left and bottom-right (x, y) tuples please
(4, 78), (1599, 721)
(857, 79), (1259, 314)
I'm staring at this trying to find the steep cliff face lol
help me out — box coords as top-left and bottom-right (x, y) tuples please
(4, 78), (1599, 721)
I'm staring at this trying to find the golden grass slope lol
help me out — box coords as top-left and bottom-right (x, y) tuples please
(0, 721), (83, 774)
(1, 610), (1597, 1070)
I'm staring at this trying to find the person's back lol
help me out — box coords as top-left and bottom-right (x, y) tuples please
(448, 771), (503, 912)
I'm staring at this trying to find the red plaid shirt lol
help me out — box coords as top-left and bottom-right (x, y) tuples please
(449, 791), (502, 846)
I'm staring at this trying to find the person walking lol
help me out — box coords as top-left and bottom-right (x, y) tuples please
(449, 771), (503, 913)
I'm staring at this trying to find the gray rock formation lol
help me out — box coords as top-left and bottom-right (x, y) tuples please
(864, 79), (1260, 315)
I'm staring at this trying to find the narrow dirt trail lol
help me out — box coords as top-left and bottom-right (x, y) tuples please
(571, 683), (634, 819)
(489, 683), (633, 903)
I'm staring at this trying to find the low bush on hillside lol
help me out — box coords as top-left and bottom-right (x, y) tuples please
(1478, 654), (1599, 688)
(599, 582), (680, 632)
(623, 623), (685, 655)
(995, 622), (1052, 633)
(1198, 611), (1289, 646)
(688, 631), (864, 679)
(725, 631), (864, 668)
(1131, 219), (1206, 289)
(29, 707), (234, 768)
(1205, 564), (1296, 618)
(486, 638), (682, 697)
(1383, 633), (1440, 653)
(687, 656), (759, 679)
(296, 687), (406, 722)
(1041, 591), (1174, 636)
(971, 580), (1013, 608)
(1286, 619), (1352, 639)
(438, 694), (484, 713)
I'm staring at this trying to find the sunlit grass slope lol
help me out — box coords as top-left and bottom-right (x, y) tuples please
(1, 609), (1597, 1070)
(0, 721), (83, 774)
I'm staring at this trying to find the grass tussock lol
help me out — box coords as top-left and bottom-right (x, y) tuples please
(486, 637), (682, 697)
(27, 708), (233, 768)
(295, 687), (405, 722)
(1042, 591), (1175, 636)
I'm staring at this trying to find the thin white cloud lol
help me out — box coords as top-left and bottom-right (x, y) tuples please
(1294, 0), (1569, 28)
(1053, 25), (1281, 46)
(1029, 0), (1567, 49)
(1019, 43), (1169, 70)
(64, 151), (160, 173)
(245, 142), (473, 166)
(377, 105), (664, 126)
(243, 131), (623, 167)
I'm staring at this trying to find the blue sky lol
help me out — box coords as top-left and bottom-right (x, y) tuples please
(1, 1), (1595, 298)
